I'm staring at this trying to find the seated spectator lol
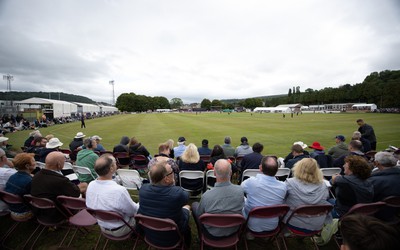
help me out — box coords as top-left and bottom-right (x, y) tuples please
(148, 143), (179, 183)
(328, 135), (349, 161)
(198, 139), (212, 156)
(352, 131), (371, 153)
(0, 137), (16, 158)
(283, 141), (309, 164)
(128, 137), (151, 164)
(208, 145), (237, 171)
(26, 137), (47, 161)
(173, 136), (187, 159)
(239, 142), (264, 182)
(340, 214), (400, 250)
(330, 155), (373, 218)
(113, 136), (130, 165)
(39, 137), (63, 163)
(69, 132), (85, 152)
(221, 136), (235, 157)
(166, 139), (175, 158)
(0, 148), (16, 214)
(309, 141), (333, 168)
(178, 143), (206, 192)
(91, 135), (106, 152)
(241, 156), (287, 234)
(235, 137), (253, 157)
(138, 161), (192, 247)
(76, 138), (99, 183)
(24, 130), (41, 148)
(86, 154), (139, 237)
(285, 144), (310, 170)
(31, 152), (87, 223)
(5, 153), (36, 220)
(192, 159), (244, 239)
(284, 158), (330, 233)
(333, 140), (367, 172)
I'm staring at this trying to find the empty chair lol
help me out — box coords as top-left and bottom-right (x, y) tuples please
(275, 168), (290, 182)
(72, 165), (97, 181)
(135, 213), (185, 249)
(244, 205), (290, 250)
(205, 170), (216, 190)
(116, 169), (142, 190)
(86, 208), (139, 250)
(179, 170), (205, 197)
(56, 195), (97, 247)
(241, 169), (259, 183)
(198, 213), (246, 250)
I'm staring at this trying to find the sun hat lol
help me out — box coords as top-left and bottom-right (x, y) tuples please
(293, 141), (308, 149)
(0, 137), (9, 143)
(46, 138), (63, 149)
(91, 135), (102, 140)
(309, 141), (325, 151)
(74, 132), (86, 139)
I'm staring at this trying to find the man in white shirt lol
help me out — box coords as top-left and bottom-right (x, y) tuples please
(86, 154), (139, 237)
(241, 156), (287, 235)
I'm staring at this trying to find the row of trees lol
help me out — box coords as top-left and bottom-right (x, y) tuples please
(115, 70), (400, 112)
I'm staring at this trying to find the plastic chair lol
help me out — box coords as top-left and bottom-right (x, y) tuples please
(100, 150), (113, 156)
(179, 170), (205, 197)
(60, 148), (72, 155)
(320, 168), (341, 179)
(343, 201), (386, 217)
(86, 208), (139, 250)
(72, 165), (97, 180)
(205, 170), (216, 190)
(235, 156), (244, 169)
(0, 190), (39, 249)
(198, 213), (246, 250)
(241, 169), (259, 183)
(382, 196), (400, 224)
(283, 204), (333, 250)
(56, 195), (97, 247)
(200, 155), (211, 164)
(116, 169), (142, 190)
(23, 194), (70, 249)
(275, 168), (290, 182)
(135, 214), (185, 250)
(113, 152), (132, 168)
(130, 154), (148, 171)
(244, 205), (290, 250)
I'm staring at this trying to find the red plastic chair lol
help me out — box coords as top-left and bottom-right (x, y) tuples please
(130, 154), (148, 171)
(113, 152), (132, 168)
(135, 214), (185, 250)
(283, 204), (333, 250)
(343, 201), (386, 217)
(200, 155), (211, 164)
(0, 190), (39, 249)
(244, 205), (290, 250)
(86, 208), (139, 250)
(56, 195), (97, 247)
(198, 213), (246, 250)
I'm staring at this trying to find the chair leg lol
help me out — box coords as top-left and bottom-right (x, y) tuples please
(21, 224), (42, 250)
(59, 227), (72, 247)
(1, 221), (19, 247)
(29, 225), (47, 250)
(280, 234), (288, 250)
(94, 233), (102, 250)
(102, 239), (109, 250)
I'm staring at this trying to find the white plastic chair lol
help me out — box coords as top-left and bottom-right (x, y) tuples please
(179, 170), (204, 196)
(35, 161), (46, 169)
(205, 170), (216, 190)
(320, 168), (341, 178)
(116, 169), (142, 190)
(275, 168), (291, 181)
(241, 169), (260, 183)
(72, 165), (97, 180)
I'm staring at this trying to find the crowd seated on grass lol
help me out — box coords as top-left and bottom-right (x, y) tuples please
(2, 127), (400, 248)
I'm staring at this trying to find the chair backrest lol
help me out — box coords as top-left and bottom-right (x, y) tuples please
(248, 204), (290, 219)
(286, 204), (333, 234)
(179, 170), (204, 192)
(86, 208), (136, 234)
(60, 149), (72, 155)
(320, 168), (341, 178)
(116, 169), (142, 190)
(344, 202), (386, 217)
(130, 154), (148, 169)
(241, 169), (259, 183)
(313, 154), (333, 168)
(0, 190), (24, 204)
(72, 165), (97, 180)
(205, 170), (216, 189)
(35, 161), (46, 169)
(235, 156), (244, 167)
(275, 168), (290, 181)
(199, 213), (246, 228)
(200, 155), (211, 164)
(383, 196), (400, 208)
(57, 195), (88, 213)
(113, 152), (131, 167)
(24, 194), (57, 210)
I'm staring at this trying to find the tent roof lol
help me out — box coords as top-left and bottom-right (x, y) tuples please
(15, 97), (77, 106)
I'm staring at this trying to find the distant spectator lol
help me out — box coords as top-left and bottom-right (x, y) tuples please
(148, 143), (179, 183)
(309, 141), (333, 168)
(235, 136), (253, 157)
(69, 132), (85, 152)
(26, 137), (47, 161)
(357, 119), (377, 150)
(0, 148), (16, 214)
(112, 136), (130, 165)
(0, 137), (16, 158)
(221, 136), (235, 157)
(178, 143), (206, 192)
(198, 139), (212, 156)
(174, 136), (187, 159)
(352, 131), (371, 153)
(328, 135), (349, 161)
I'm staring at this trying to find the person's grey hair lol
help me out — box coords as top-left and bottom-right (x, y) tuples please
(214, 159), (231, 179)
(352, 131), (361, 139)
(224, 136), (231, 144)
(375, 152), (397, 167)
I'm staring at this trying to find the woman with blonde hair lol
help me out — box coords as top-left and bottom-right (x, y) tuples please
(178, 143), (206, 193)
(166, 139), (175, 158)
(284, 158), (330, 233)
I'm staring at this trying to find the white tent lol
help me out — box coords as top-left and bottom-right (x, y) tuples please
(352, 103), (377, 111)
(15, 97), (78, 118)
(73, 102), (101, 114)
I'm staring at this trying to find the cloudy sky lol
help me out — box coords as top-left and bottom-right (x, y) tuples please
(0, 0), (399, 104)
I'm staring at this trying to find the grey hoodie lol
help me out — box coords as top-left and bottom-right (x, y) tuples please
(235, 144), (253, 157)
(284, 178), (331, 231)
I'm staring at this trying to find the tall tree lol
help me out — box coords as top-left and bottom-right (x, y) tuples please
(200, 98), (212, 110)
(170, 98), (183, 109)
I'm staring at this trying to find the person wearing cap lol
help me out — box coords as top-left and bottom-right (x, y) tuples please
(309, 142), (333, 169)
(69, 132), (85, 152)
(283, 141), (310, 164)
(173, 136), (187, 159)
(356, 119), (377, 150)
(92, 135), (106, 152)
(76, 138), (99, 183)
(0, 136), (16, 158)
(285, 144), (310, 170)
(235, 137), (253, 157)
(328, 135), (349, 161)
(221, 136), (235, 157)
(198, 139), (212, 156)
(39, 137), (64, 163)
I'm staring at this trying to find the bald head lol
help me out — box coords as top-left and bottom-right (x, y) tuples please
(45, 151), (65, 171)
(214, 159), (231, 182)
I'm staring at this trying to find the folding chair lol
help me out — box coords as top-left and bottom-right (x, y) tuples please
(56, 195), (97, 247)
(100, 150), (113, 156)
(113, 152), (132, 168)
(179, 170), (205, 197)
(283, 204), (333, 250)
(275, 168), (290, 182)
(382, 196), (400, 224)
(200, 155), (211, 164)
(320, 168), (341, 180)
(198, 213), (246, 250)
(343, 201), (386, 217)
(205, 170), (216, 190)
(23, 194), (70, 249)
(135, 214), (185, 250)
(116, 169), (142, 190)
(0, 190), (39, 249)
(241, 169), (259, 183)
(86, 208), (139, 250)
(244, 205), (290, 250)
(72, 165), (97, 181)
(235, 156), (244, 170)
(60, 148), (72, 155)
(130, 154), (148, 171)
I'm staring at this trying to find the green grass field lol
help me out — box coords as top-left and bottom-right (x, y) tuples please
(6, 112), (400, 156)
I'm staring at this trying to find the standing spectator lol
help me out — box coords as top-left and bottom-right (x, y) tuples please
(241, 156), (287, 235)
(235, 136), (253, 157)
(357, 119), (377, 150)
(221, 136), (235, 157)
(192, 159), (244, 239)
(76, 138), (99, 183)
(328, 135), (349, 161)
(86, 154), (139, 237)
(173, 137), (187, 159)
(81, 114), (86, 128)
(198, 139), (212, 156)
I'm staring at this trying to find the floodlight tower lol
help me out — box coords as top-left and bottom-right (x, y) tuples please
(109, 80), (115, 105)
(3, 74), (13, 92)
